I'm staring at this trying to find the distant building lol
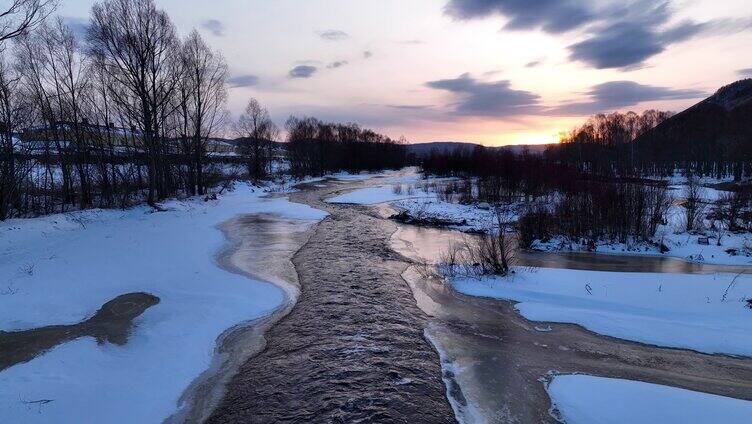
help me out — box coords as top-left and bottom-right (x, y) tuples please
(20, 121), (239, 156)
(21, 121), (142, 152)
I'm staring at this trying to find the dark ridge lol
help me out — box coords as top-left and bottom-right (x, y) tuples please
(635, 79), (752, 163)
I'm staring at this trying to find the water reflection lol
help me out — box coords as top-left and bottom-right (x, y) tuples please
(391, 222), (752, 424)
(219, 214), (314, 295)
(394, 225), (748, 274)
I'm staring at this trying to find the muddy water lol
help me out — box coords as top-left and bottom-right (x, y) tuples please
(392, 224), (752, 423)
(200, 176), (752, 424)
(207, 180), (454, 423)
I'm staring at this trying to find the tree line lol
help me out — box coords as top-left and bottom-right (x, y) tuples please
(418, 109), (752, 248)
(549, 110), (674, 177)
(285, 117), (408, 177)
(421, 144), (572, 203)
(0, 0), (232, 219)
(551, 108), (752, 180)
(0, 0), (408, 221)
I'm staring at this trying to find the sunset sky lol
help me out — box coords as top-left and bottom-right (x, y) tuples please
(62, 0), (752, 146)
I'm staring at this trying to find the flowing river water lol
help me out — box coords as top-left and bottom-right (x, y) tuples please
(195, 175), (752, 423)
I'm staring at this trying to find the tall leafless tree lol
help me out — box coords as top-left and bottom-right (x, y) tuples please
(235, 97), (277, 181)
(176, 30), (227, 195)
(0, 0), (55, 44)
(38, 18), (92, 207)
(14, 26), (76, 208)
(0, 49), (30, 219)
(684, 174), (706, 232)
(88, 0), (182, 206)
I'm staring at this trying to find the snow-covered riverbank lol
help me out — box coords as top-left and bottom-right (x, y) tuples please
(548, 374), (752, 424)
(331, 172), (752, 266)
(0, 182), (326, 423)
(453, 267), (752, 356)
(326, 173), (501, 232)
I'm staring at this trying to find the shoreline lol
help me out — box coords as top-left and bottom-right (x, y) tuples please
(166, 212), (320, 424)
(205, 175), (456, 423)
(390, 217), (751, 272)
(389, 216), (752, 422)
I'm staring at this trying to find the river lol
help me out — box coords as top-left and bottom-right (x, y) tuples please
(199, 175), (752, 423)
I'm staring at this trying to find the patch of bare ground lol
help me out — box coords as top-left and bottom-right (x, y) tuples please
(0, 292), (159, 372)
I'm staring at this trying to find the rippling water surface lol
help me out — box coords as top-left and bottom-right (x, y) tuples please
(204, 179), (752, 424)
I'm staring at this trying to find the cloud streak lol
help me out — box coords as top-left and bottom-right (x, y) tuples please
(201, 19), (225, 37)
(444, 0), (752, 70)
(426, 74), (705, 119)
(737, 68), (752, 78)
(525, 60), (543, 68)
(550, 80), (705, 115)
(567, 3), (709, 69)
(426, 73), (541, 117)
(289, 65), (317, 79)
(318, 30), (349, 41)
(327, 60), (349, 69)
(444, 0), (594, 33)
(228, 74), (259, 87)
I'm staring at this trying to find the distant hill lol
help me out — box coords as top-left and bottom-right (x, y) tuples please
(406, 141), (549, 158)
(405, 141), (483, 157)
(636, 79), (752, 161)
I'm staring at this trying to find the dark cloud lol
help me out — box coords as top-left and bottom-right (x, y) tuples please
(228, 74), (259, 88)
(525, 60), (543, 68)
(318, 30), (349, 41)
(426, 73), (541, 117)
(550, 80), (705, 115)
(738, 68), (752, 78)
(289, 65), (317, 79)
(62, 17), (89, 41)
(363, 50), (373, 59)
(569, 23), (665, 69)
(569, 17), (707, 69)
(444, 0), (750, 70)
(444, 0), (595, 33)
(327, 61), (349, 69)
(201, 19), (225, 37)
(660, 20), (708, 43)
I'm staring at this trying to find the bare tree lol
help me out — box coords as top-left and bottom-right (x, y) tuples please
(235, 97), (277, 181)
(38, 18), (92, 207)
(176, 29), (227, 195)
(0, 49), (31, 219)
(469, 209), (515, 275)
(14, 26), (76, 208)
(88, 0), (182, 206)
(440, 209), (516, 278)
(684, 174), (706, 232)
(647, 185), (672, 236)
(0, 0), (55, 43)
(719, 190), (749, 232)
